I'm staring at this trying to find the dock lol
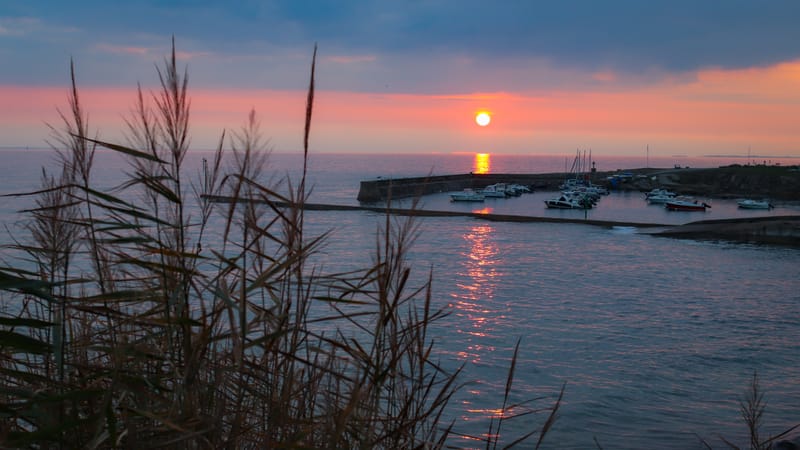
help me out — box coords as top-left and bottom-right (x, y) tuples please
(357, 172), (576, 202)
(357, 165), (800, 202)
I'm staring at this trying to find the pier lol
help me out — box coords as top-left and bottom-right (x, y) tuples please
(357, 165), (800, 202)
(357, 172), (576, 202)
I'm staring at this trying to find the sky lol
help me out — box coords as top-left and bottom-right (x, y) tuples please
(1, 0), (800, 157)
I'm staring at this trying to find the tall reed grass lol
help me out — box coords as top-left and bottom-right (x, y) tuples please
(0, 41), (562, 449)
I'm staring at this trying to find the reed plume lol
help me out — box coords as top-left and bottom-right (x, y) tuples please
(0, 40), (562, 449)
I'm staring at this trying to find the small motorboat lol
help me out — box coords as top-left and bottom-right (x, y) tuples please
(545, 194), (592, 209)
(645, 188), (676, 204)
(737, 199), (773, 210)
(645, 188), (676, 198)
(480, 183), (509, 198)
(450, 189), (485, 202)
(646, 193), (676, 204)
(507, 183), (532, 194)
(665, 197), (710, 211)
(545, 196), (575, 209)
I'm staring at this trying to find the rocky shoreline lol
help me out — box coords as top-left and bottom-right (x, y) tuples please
(650, 215), (800, 247)
(608, 165), (800, 246)
(608, 164), (800, 202)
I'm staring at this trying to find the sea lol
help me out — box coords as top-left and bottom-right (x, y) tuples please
(1, 148), (799, 449)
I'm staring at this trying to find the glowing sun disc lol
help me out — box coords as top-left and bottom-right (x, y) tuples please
(475, 112), (491, 127)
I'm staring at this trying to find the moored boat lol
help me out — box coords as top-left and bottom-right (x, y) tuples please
(508, 183), (532, 194)
(545, 194), (592, 209)
(645, 188), (676, 204)
(647, 193), (676, 204)
(737, 199), (773, 210)
(450, 189), (485, 202)
(480, 183), (509, 198)
(665, 197), (710, 211)
(645, 188), (676, 198)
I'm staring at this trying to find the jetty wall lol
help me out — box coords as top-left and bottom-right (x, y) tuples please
(357, 172), (573, 202)
(357, 166), (800, 203)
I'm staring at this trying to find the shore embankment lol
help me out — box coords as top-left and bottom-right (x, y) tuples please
(203, 195), (800, 247)
(202, 196), (669, 228)
(650, 215), (800, 246)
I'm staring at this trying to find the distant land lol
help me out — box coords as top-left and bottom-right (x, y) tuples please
(704, 154), (800, 159)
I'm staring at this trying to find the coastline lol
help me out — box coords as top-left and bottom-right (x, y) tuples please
(649, 215), (800, 247)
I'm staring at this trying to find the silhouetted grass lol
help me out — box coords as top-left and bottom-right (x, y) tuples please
(698, 372), (800, 450)
(0, 41), (562, 449)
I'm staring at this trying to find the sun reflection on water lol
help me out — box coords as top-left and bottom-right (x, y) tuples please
(473, 153), (491, 174)
(450, 223), (502, 364)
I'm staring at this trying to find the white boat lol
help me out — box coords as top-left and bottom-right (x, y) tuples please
(645, 188), (676, 198)
(508, 183), (532, 194)
(586, 185), (609, 196)
(450, 189), (485, 202)
(480, 183), (509, 198)
(544, 194), (592, 209)
(647, 193), (676, 204)
(665, 197), (710, 211)
(645, 188), (676, 203)
(737, 199), (773, 209)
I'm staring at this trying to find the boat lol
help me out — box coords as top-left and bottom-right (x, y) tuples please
(508, 183), (532, 194)
(665, 197), (711, 211)
(545, 195), (579, 209)
(646, 188), (675, 196)
(645, 188), (676, 204)
(480, 183), (509, 198)
(646, 192), (676, 204)
(450, 189), (485, 202)
(545, 194), (592, 209)
(737, 199), (773, 210)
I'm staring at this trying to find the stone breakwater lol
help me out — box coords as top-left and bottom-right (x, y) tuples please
(357, 172), (569, 202)
(357, 165), (800, 203)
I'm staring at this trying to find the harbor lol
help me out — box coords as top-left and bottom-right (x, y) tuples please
(350, 164), (800, 246)
(357, 165), (800, 203)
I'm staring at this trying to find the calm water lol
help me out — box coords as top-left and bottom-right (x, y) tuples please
(2, 149), (799, 449)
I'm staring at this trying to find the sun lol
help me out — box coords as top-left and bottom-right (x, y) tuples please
(475, 111), (491, 127)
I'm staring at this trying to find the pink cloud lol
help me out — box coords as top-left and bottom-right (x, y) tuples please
(95, 43), (150, 55)
(1, 59), (799, 156)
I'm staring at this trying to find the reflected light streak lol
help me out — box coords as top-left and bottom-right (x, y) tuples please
(451, 223), (502, 365)
(465, 407), (515, 418)
(474, 153), (491, 174)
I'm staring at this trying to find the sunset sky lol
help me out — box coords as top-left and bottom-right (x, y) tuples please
(1, 1), (800, 157)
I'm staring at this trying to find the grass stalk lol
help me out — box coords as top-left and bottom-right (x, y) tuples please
(0, 40), (565, 449)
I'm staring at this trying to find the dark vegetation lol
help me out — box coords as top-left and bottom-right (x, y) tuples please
(0, 40), (796, 449)
(0, 42), (561, 449)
